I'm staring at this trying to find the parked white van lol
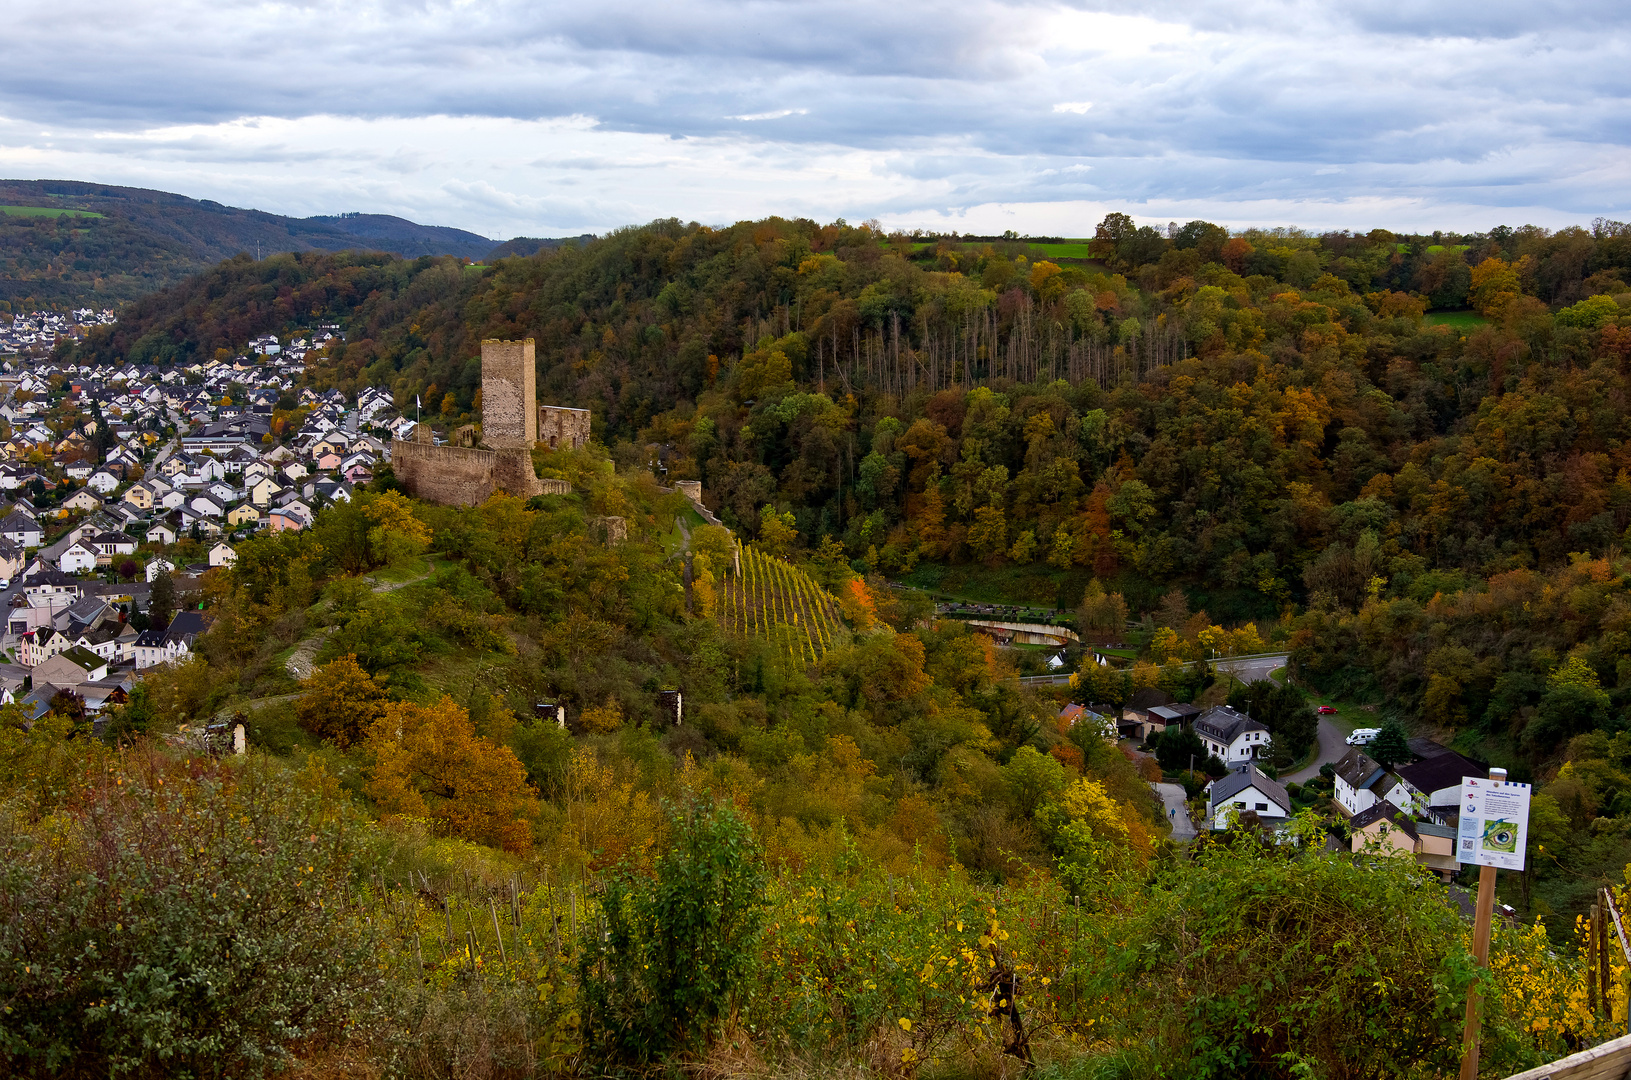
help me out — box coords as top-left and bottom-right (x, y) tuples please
(1345, 727), (1381, 746)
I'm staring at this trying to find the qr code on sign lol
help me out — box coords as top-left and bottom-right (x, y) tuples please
(1462, 840), (1475, 850)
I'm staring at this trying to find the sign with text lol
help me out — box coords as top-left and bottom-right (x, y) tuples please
(1457, 776), (1532, 871)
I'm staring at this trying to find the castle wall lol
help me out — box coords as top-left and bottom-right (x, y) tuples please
(539, 405), (591, 450)
(392, 441), (547, 505)
(481, 339), (537, 448)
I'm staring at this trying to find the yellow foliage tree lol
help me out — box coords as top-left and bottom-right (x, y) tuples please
(1149, 625), (1180, 662)
(365, 695), (538, 853)
(579, 697), (625, 734)
(363, 490), (432, 568)
(295, 654), (390, 748)
(758, 506), (798, 556)
(1229, 622), (1266, 656)
(1469, 256), (1528, 316)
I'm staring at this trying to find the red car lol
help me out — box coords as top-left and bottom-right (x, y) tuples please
(1317, 705), (1338, 714)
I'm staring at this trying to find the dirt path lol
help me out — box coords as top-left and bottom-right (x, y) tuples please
(284, 627), (333, 680)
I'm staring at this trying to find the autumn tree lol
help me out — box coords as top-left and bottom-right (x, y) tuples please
(362, 490), (431, 568)
(754, 505), (797, 557)
(365, 695), (539, 853)
(295, 655), (390, 748)
(1077, 580), (1129, 640)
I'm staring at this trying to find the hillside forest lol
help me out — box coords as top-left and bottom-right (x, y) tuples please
(8, 212), (1631, 1077)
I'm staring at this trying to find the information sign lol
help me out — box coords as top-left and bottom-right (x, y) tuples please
(1457, 776), (1532, 871)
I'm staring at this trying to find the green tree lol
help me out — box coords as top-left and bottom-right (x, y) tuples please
(149, 568), (175, 631)
(580, 797), (767, 1064)
(1155, 724), (1205, 774)
(1369, 718), (1411, 769)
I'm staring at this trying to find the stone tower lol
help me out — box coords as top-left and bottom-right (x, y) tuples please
(480, 338), (537, 448)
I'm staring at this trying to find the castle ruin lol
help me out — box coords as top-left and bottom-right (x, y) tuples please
(539, 405), (591, 450)
(392, 338), (575, 506)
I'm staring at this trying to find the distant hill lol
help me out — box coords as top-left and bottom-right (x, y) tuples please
(0, 179), (584, 310)
(486, 235), (596, 260)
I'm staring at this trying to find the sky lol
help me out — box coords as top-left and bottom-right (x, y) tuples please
(1, 0), (1627, 240)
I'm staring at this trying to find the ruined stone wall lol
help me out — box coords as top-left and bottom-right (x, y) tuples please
(480, 339), (537, 448)
(538, 405), (591, 450)
(392, 441), (547, 505)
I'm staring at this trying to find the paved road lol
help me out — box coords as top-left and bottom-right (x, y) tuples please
(1214, 653), (1290, 684)
(1285, 718), (1347, 784)
(1152, 781), (1196, 840)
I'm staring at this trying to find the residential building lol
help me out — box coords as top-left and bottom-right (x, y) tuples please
(1194, 705), (1271, 763)
(1206, 764), (1292, 830)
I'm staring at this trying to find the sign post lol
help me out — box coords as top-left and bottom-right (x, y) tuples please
(1458, 767), (1532, 1080)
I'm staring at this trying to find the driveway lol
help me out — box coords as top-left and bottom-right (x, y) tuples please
(1285, 718), (1347, 784)
(1152, 781), (1196, 840)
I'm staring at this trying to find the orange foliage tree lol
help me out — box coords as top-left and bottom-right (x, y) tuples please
(364, 695), (538, 853)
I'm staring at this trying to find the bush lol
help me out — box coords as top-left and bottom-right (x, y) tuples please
(0, 751), (381, 1078)
(579, 796), (767, 1064)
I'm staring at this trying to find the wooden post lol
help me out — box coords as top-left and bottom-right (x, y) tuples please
(1592, 902), (1602, 1015)
(1605, 889), (1615, 1024)
(489, 896), (508, 968)
(1460, 766), (1507, 1080)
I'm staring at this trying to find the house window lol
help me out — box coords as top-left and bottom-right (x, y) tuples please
(1234, 800), (1245, 808)
(1255, 803), (1268, 811)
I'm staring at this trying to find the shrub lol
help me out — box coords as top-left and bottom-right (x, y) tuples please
(0, 752), (380, 1078)
(579, 797), (767, 1064)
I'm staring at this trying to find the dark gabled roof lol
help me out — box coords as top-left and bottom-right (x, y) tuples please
(1125, 687), (1175, 713)
(1209, 765), (1292, 813)
(162, 611), (206, 645)
(1195, 705), (1267, 743)
(1334, 746), (1385, 791)
(1349, 801), (1419, 841)
(0, 510), (39, 533)
(1397, 749), (1487, 798)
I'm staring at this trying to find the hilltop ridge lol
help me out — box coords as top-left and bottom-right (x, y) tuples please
(0, 179), (589, 309)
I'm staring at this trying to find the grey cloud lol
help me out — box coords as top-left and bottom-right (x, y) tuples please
(0, 0), (1626, 230)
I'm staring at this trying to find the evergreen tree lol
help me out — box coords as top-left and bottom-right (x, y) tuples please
(149, 568), (175, 631)
(1370, 719), (1411, 769)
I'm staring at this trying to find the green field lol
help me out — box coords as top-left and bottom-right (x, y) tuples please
(1424, 310), (1488, 331)
(1, 205), (105, 219)
(1032, 242), (1097, 259)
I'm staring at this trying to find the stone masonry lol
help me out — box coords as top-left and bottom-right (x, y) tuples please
(481, 338), (537, 448)
(539, 405), (591, 450)
(393, 337), (563, 505)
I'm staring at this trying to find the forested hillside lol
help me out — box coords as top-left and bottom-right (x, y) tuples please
(2, 450), (1609, 1080)
(0, 179), (557, 309)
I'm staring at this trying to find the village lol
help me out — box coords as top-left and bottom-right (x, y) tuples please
(0, 307), (119, 357)
(0, 324), (428, 721)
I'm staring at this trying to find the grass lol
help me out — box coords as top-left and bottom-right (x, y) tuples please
(1424, 310), (1488, 331)
(0, 205), (105, 219)
(1032, 242), (1097, 259)
(1301, 690), (1379, 742)
(1269, 666), (1288, 685)
(367, 557), (431, 584)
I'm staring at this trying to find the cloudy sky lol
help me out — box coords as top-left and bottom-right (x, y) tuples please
(1, 0), (1626, 239)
